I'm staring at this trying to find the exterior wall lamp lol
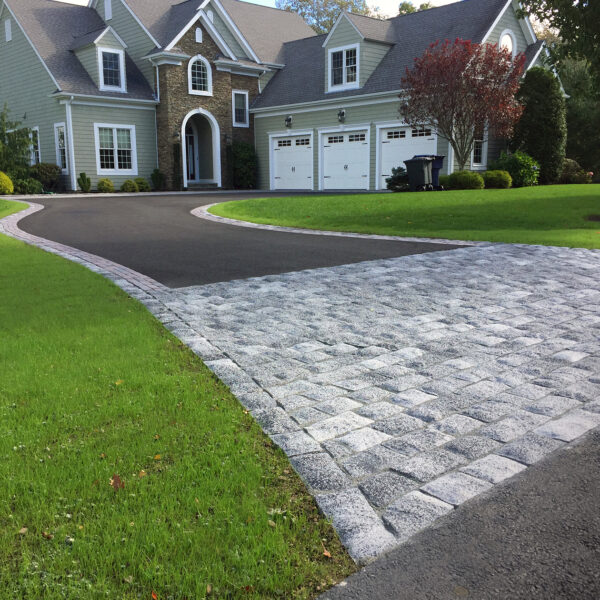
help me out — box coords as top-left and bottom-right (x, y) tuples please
(337, 109), (345, 123)
(285, 115), (292, 128)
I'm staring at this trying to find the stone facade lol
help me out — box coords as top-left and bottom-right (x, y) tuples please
(155, 23), (259, 189)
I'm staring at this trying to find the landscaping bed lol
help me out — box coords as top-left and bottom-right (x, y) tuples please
(209, 185), (600, 249)
(0, 200), (354, 599)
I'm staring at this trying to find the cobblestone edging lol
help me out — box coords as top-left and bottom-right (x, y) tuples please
(2, 202), (600, 565)
(194, 203), (484, 246)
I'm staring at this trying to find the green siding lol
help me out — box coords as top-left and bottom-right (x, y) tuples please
(360, 41), (389, 87)
(0, 5), (67, 179)
(324, 16), (361, 49)
(254, 98), (406, 191)
(71, 103), (157, 189)
(95, 0), (156, 85)
(485, 3), (529, 52)
(205, 2), (249, 60)
(259, 70), (276, 93)
(75, 45), (100, 88)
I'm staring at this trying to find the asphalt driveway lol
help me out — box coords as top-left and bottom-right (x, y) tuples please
(19, 193), (462, 288)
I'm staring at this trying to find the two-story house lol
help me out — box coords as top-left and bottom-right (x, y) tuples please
(0, 0), (546, 192)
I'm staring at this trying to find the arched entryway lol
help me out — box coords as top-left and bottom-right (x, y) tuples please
(181, 108), (221, 188)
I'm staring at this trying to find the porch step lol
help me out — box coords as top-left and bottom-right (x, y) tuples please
(187, 183), (219, 190)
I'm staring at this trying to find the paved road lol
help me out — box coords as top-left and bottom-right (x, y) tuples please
(321, 429), (600, 600)
(19, 193), (461, 287)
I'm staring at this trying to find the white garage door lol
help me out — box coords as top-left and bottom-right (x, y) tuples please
(322, 131), (369, 190)
(271, 135), (313, 190)
(379, 126), (437, 189)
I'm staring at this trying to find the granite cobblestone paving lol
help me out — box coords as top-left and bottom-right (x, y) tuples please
(3, 205), (600, 564)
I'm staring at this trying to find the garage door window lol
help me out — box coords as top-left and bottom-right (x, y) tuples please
(296, 138), (310, 146)
(387, 130), (406, 139)
(278, 139), (292, 147)
(412, 127), (432, 137)
(349, 133), (366, 142)
(328, 136), (343, 144)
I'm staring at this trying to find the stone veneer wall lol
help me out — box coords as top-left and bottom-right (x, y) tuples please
(155, 23), (258, 189)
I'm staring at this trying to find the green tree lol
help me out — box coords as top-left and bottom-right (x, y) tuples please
(0, 105), (31, 177)
(276, 0), (374, 34)
(559, 58), (600, 174)
(511, 67), (566, 184)
(398, 1), (432, 15)
(519, 0), (600, 86)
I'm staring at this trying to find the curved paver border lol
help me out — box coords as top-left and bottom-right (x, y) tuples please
(194, 203), (486, 247)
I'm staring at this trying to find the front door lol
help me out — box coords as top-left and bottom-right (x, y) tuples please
(186, 130), (196, 182)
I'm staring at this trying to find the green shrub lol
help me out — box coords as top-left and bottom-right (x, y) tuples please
(97, 178), (114, 193)
(483, 170), (512, 189)
(489, 151), (539, 187)
(512, 67), (566, 185)
(30, 163), (62, 191)
(446, 170), (484, 190)
(560, 158), (592, 184)
(120, 179), (139, 193)
(13, 177), (43, 195)
(134, 177), (151, 192)
(151, 169), (165, 191)
(438, 174), (450, 189)
(231, 142), (257, 189)
(77, 172), (91, 193)
(386, 167), (410, 192)
(0, 171), (14, 195)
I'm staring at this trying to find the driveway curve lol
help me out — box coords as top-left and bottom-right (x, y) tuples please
(19, 193), (462, 288)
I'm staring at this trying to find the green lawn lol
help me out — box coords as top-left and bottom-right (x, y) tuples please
(0, 199), (354, 599)
(210, 185), (600, 249)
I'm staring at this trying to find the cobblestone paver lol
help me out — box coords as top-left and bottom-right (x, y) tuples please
(3, 204), (600, 564)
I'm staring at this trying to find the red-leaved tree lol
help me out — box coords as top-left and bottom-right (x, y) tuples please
(401, 39), (526, 170)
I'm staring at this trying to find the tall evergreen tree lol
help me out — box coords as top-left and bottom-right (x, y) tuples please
(511, 67), (566, 184)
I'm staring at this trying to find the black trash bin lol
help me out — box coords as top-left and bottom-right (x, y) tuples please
(414, 155), (445, 188)
(403, 156), (433, 191)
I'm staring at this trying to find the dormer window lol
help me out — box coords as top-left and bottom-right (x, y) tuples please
(98, 47), (126, 92)
(188, 55), (212, 96)
(328, 44), (359, 92)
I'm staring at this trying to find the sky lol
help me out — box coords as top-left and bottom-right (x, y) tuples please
(57, 0), (460, 19)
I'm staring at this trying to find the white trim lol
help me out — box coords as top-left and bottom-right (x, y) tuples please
(29, 126), (41, 165)
(267, 129), (314, 191)
(327, 44), (360, 93)
(54, 122), (68, 175)
(116, 0), (161, 49)
(4, 17), (12, 42)
(95, 26), (128, 49)
(317, 123), (371, 191)
(374, 120), (407, 191)
(481, 0), (512, 44)
(447, 142), (454, 175)
(98, 46), (126, 93)
(65, 102), (77, 190)
(526, 43), (544, 70)
(3, 1), (61, 90)
(252, 90), (402, 117)
(188, 54), (213, 96)
(198, 12), (237, 60)
(232, 89), (249, 128)
(195, 27), (203, 43)
(181, 108), (222, 189)
(498, 29), (517, 58)
(322, 12), (364, 48)
(210, 0), (261, 63)
(93, 123), (138, 176)
(53, 92), (157, 105)
(70, 99), (155, 111)
(105, 0), (112, 21)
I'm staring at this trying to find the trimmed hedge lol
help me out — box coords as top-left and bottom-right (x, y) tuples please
(230, 142), (258, 189)
(560, 159), (592, 184)
(483, 170), (512, 189)
(0, 171), (14, 195)
(13, 177), (43, 195)
(386, 167), (410, 192)
(121, 179), (139, 193)
(97, 178), (115, 193)
(151, 169), (165, 191)
(446, 170), (484, 190)
(489, 151), (539, 187)
(30, 163), (62, 191)
(134, 177), (151, 192)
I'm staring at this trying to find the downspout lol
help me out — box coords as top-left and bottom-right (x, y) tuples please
(65, 96), (77, 191)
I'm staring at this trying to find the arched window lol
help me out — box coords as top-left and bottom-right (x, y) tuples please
(499, 30), (516, 58)
(188, 55), (212, 96)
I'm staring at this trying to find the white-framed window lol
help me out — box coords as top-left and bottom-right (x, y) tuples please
(30, 127), (41, 165)
(98, 47), (126, 92)
(54, 123), (68, 173)
(412, 127), (432, 137)
(328, 44), (359, 92)
(499, 29), (516, 58)
(94, 124), (137, 176)
(296, 138), (310, 146)
(195, 27), (203, 43)
(188, 55), (212, 96)
(232, 90), (249, 127)
(471, 124), (487, 168)
(206, 10), (214, 22)
(327, 135), (344, 144)
(349, 133), (366, 142)
(387, 130), (406, 139)
(4, 19), (12, 42)
(105, 0), (112, 21)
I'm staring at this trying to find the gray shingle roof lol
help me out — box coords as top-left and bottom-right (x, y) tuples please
(253, 0), (524, 109)
(8, 0), (155, 100)
(344, 12), (395, 44)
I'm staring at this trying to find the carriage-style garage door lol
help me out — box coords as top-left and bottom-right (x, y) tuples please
(379, 126), (437, 189)
(271, 135), (313, 190)
(322, 130), (369, 190)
